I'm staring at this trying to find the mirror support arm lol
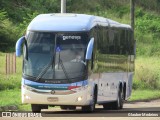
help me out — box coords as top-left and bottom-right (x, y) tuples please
(85, 38), (94, 60)
(15, 36), (25, 57)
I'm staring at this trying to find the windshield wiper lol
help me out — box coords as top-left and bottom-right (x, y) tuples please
(58, 51), (71, 83)
(35, 34), (71, 83)
(35, 57), (54, 81)
(35, 36), (57, 81)
(35, 51), (56, 81)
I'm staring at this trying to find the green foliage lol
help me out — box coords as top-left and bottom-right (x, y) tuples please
(134, 7), (160, 57)
(0, 75), (21, 90)
(0, 10), (18, 52)
(0, 89), (21, 107)
(0, 0), (60, 23)
(129, 89), (160, 101)
(0, 89), (31, 111)
(135, 0), (160, 13)
(0, 52), (22, 90)
(0, 0), (60, 52)
(136, 11), (160, 33)
(17, 12), (39, 37)
(133, 57), (160, 90)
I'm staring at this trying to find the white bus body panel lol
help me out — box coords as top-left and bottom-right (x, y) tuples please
(89, 72), (134, 104)
(21, 82), (95, 106)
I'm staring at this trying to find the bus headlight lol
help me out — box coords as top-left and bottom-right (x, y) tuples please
(23, 85), (34, 91)
(24, 94), (31, 100)
(77, 96), (82, 101)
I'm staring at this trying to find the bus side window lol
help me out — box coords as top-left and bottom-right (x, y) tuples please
(125, 29), (129, 55)
(108, 29), (116, 54)
(120, 29), (126, 55)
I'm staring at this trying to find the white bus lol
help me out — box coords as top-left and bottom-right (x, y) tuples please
(16, 13), (135, 112)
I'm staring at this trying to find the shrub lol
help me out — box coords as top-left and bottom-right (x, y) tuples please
(133, 57), (160, 90)
(0, 10), (18, 52)
(0, 75), (21, 90)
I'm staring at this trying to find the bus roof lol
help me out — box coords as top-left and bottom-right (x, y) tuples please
(27, 13), (131, 32)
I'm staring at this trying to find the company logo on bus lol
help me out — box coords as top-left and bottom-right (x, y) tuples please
(63, 36), (81, 40)
(51, 90), (55, 94)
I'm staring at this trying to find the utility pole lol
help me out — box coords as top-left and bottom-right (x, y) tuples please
(131, 0), (136, 57)
(130, 0), (135, 38)
(61, 0), (66, 13)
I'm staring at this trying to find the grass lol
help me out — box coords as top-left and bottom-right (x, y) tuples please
(0, 74), (21, 90)
(0, 89), (31, 111)
(0, 52), (22, 90)
(0, 52), (30, 111)
(0, 52), (22, 75)
(133, 56), (160, 90)
(129, 89), (160, 101)
(0, 89), (21, 107)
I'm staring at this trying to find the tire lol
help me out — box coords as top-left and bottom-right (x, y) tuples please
(68, 106), (76, 110)
(82, 89), (97, 113)
(60, 106), (68, 110)
(112, 89), (124, 110)
(31, 104), (48, 112)
(60, 106), (76, 110)
(103, 103), (113, 110)
(31, 104), (41, 113)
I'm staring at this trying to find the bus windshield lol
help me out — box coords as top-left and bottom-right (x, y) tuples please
(23, 32), (88, 82)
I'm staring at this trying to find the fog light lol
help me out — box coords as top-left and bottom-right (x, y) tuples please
(24, 94), (30, 100)
(77, 97), (82, 101)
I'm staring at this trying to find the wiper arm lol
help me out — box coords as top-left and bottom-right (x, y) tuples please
(35, 51), (55, 81)
(35, 35), (57, 81)
(59, 58), (71, 83)
(35, 47), (56, 81)
(35, 58), (53, 81)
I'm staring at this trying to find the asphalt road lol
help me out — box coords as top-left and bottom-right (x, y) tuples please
(1, 99), (160, 120)
(40, 99), (160, 117)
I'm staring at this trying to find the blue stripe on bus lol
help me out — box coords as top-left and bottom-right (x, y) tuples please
(22, 78), (88, 90)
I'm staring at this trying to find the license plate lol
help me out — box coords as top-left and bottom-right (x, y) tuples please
(47, 97), (58, 102)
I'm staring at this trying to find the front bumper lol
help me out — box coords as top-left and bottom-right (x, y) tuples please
(22, 86), (93, 106)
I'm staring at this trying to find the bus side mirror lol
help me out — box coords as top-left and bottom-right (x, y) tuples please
(85, 37), (94, 60)
(15, 36), (25, 57)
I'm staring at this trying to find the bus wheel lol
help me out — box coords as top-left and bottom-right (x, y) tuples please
(60, 106), (68, 110)
(31, 104), (41, 113)
(82, 90), (96, 112)
(103, 103), (113, 110)
(113, 89), (124, 110)
(68, 106), (76, 110)
(60, 106), (76, 110)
